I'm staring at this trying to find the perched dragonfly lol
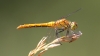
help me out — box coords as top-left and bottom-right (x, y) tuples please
(17, 8), (81, 44)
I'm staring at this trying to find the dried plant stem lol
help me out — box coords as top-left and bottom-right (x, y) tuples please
(28, 31), (82, 56)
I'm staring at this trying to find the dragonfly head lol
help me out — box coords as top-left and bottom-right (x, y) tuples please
(70, 22), (78, 30)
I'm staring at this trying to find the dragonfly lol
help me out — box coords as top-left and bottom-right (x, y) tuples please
(17, 8), (81, 44)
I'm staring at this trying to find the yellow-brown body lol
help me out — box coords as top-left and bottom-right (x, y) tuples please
(17, 18), (77, 31)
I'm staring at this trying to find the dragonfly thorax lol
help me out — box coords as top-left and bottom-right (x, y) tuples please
(54, 19), (71, 29)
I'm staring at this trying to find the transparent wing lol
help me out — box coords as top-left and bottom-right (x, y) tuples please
(44, 27), (67, 44)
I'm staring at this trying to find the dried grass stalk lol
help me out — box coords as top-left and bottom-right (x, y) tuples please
(28, 31), (82, 56)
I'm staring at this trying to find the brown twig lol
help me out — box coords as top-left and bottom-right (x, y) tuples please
(28, 31), (82, 56)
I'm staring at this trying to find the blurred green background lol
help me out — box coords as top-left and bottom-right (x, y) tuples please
(0, 0), (100, 56)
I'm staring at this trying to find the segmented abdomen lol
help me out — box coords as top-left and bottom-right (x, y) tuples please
(17, 22), (55, 29)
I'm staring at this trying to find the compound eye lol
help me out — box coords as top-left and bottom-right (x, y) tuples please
(74, 22), (78, 30)
(71, 22), (78, 30)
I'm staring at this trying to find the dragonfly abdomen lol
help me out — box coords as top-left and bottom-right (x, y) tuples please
(17, 22), (55, 29)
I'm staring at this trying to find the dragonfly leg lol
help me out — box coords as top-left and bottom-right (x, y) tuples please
(66, 30), (69, 36)
(55, 29), (59, 38)
(55, 29), (65, 38)
(57, 28), (70, 36)
(55, 29), (65, 45)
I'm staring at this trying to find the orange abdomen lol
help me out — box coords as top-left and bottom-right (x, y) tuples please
(17, 22), (55, 29)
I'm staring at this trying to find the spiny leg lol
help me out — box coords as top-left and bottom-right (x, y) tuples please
(56, 26), (70, 36)
(55, 29), (65, 45)
(58, 27), (70, 37)
(55, 29), (61, 45)
(66, 30), (69, 36)
(55, 29), (65, 38)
